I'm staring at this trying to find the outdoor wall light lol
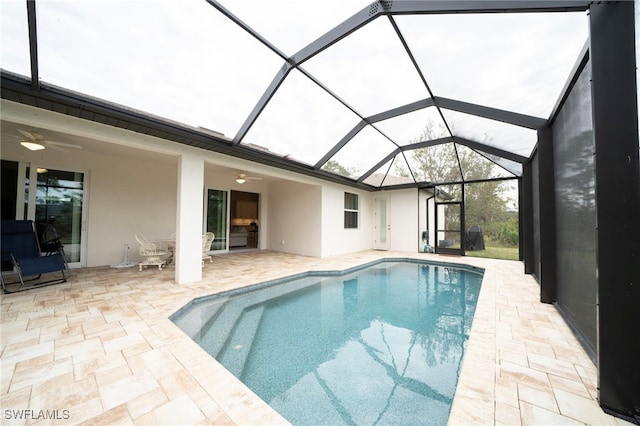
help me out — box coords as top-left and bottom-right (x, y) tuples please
(20, 140), (45, 151)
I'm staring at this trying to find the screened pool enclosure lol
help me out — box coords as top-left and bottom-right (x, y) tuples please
(2, 1), (588, 189)
(1, 0), (638, 423)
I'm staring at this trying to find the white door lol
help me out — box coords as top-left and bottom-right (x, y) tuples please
(374, 197), (390, 250)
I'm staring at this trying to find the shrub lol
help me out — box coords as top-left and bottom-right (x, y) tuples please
(484, 218), (519, 247)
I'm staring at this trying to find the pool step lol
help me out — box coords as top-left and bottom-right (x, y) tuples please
(172, 296), (229, 341)
(197, 299), (247, 357)
(179, 276), (326, 361)
(196, 281), (306, 358)
(217, 305), (265, 378)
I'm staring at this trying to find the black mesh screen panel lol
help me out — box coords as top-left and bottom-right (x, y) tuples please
(551, 64), (597, 355)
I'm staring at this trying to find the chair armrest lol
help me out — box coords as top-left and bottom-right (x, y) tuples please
(40, 238), (64, 253)
(139, 242), (167, 256)
(1, 250), (17, 264)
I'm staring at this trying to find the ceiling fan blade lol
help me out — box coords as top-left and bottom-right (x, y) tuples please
(17, 129), (37, 140)
(47, 144), (69, 153)
(237, 173), (262, 181)
(46, 140), (82, 149)
(1, 131), (19, 138)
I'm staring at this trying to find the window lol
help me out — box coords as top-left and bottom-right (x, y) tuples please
(344, 192), (359, 229)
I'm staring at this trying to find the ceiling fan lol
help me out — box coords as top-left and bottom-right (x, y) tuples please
(17, 129), (82, 152)
(235, 173), (262, 184)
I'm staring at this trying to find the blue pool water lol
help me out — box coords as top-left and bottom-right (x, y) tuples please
(171, 260), (483, 425)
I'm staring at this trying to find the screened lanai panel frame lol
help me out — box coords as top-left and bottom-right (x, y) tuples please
(36, 0), (285, 137)
(314, 94), (541, 177)
(209, 1), (371, 58)
(313, 99), (441, 170)
(359, 147), (406, 185)
(361, 158), (394, 187)
(222, 0), (589, 170)
(2, 0), (593, 192)
(474, 150), (523, 177)
(374, 107), (450, 147)
(393, 10), (589, 119)
(323, 126), (399, 179)
(314, 91), (539, 174)
(455, 144), (517, 181)
(301, 17), (430, 117)
(357, 135), (526, 186)
(288, 1), (590, 66)
(406, 143), (463, 183)
(0, 1), (31, 79)
(242, 68), (361, 166)
(442, 110), (539, 157)
(379, 154), (416, 187)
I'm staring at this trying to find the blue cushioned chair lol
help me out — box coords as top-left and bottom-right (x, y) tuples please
(1, 220), (68, 293)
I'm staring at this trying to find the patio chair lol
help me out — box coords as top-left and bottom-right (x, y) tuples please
(35, 217), (67, 258)
(1, 220), (68, 293)
(135, 234), (170, 271)
(35, 221), (69, 269)
(202, 232), (215, 266)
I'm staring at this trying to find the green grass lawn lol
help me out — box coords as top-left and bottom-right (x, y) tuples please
(466, 244), (519, 261)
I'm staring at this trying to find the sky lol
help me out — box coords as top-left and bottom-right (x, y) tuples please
(1, 0), (591, 181)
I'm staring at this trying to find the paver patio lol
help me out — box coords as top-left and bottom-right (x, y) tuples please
(0, 251), (630, 425)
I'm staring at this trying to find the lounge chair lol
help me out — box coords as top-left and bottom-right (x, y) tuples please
(1, 220), (68, 293)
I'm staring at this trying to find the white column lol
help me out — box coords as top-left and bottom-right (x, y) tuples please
(175, 153), (204, 284)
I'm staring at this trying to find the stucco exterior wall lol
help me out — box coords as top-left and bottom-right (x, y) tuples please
(319, 184), (373, 257)
(0, 139), (179, 267)
(266, 180), (323, 257)
(88, 153), (178, 266)
(2, 101), (427, 269)
(2, 135), (426, 268)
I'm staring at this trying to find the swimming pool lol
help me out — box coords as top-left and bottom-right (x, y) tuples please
(171, 259), (483, 425)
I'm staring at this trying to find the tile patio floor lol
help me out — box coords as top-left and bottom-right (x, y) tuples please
(0, 250), (631, 425)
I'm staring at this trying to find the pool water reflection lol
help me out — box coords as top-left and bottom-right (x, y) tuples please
(171, 260), (483, 425)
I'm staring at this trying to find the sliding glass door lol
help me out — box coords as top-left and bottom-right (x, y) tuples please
(23, 165), (85, 266)
(205, 189), (228, 250)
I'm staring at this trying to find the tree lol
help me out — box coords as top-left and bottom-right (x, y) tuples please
(322, 159), (357, 177)
(406, 122), (518, 247)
